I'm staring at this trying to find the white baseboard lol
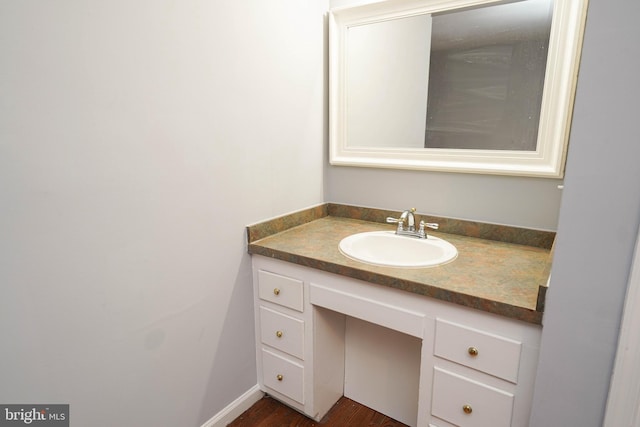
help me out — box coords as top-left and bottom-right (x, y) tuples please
(200, 384), (264, 427)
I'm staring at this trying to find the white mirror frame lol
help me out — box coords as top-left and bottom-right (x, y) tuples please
(329, 0), (588, 178)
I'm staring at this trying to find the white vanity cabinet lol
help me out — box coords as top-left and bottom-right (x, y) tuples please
(255, 270), (306, 405)
(252, 255), (542, 426)
(252, 263), (344, 421)
(428, 318), (539, 427)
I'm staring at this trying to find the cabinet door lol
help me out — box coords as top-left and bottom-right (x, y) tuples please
(435, 318), (522, 383)
(258, 270), (303, 312)
(262, 349), (305, 404)
(431, 367), (514, 427)
(260, 306), (304, 359)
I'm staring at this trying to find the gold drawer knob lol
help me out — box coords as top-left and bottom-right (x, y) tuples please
(273, 288), (280, 296)
(468, 346), (479, 356)
(276, 374), (283, 381)
(463, 404), (473, 414)
(276, 330), (283, 338)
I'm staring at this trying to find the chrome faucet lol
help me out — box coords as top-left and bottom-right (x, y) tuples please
(386, 208), (439, 239)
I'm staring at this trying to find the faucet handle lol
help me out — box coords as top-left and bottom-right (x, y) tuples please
(420, 221), (439, 230)
(386, 216), (405, 232)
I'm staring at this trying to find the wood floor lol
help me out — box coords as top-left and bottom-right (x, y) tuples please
(227, 396), (409, 427)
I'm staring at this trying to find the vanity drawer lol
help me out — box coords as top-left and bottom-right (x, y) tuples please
(258, 270), (303, 312)
(260, 306), (304, 359)
(431, 367), (514, 427)
(262, 349), (304, 404)
(434, 319), (522, 383)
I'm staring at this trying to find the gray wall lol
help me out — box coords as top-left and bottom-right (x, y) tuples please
(0, 1), (326, 426)
(530, 0), (640, 425)
(327, 167), (563, 230)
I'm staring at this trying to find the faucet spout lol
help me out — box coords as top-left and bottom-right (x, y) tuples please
(399, 208), (417, 231)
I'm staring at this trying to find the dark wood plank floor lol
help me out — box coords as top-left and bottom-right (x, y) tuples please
(227, 396), (409, 427)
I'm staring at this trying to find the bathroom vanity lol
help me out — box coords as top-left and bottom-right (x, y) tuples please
(247, 204), (552, 427)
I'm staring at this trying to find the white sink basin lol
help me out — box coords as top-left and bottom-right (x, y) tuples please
(339, 231), (457, 268)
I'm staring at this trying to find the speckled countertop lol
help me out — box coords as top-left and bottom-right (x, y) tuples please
(247, 204), (553, 325)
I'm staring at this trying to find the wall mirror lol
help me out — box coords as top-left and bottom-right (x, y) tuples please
(329, 0), (588, 177)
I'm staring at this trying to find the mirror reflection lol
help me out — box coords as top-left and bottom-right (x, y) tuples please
(347, 0), (553, 151)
